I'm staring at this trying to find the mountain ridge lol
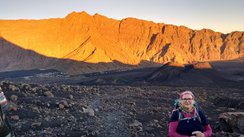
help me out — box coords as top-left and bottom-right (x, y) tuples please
(0, 11), (243, 74)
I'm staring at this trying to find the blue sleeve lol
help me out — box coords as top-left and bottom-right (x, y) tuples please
(169, 110), (179, 122)
(198, 109), (209, 126)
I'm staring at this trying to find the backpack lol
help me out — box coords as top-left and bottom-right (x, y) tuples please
(0, 102), (16, 137)
(173, 99), (202, 123)
(1, 105), (17, 136)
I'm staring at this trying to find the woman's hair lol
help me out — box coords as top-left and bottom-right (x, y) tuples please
(179, 91), (194, 99)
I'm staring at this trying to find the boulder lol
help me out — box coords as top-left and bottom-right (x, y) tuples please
(219, 112), (244, 134)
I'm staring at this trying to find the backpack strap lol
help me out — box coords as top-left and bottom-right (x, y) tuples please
(194, 108), (202, 123)
(177, 107), (202, 124)
(0, 105), (5, 128)
(177, 109), (183, 121)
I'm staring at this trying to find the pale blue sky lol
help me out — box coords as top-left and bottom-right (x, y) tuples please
(0, 0), (244, 33)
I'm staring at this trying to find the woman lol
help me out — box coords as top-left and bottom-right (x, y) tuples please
(168, 91), (212, 137)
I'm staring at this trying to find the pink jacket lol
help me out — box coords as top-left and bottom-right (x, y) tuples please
(169, 111), (212, 137)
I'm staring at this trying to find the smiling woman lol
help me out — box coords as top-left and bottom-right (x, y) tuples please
(168, 91), (212, 137)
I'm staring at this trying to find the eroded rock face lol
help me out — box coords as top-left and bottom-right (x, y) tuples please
(0, 11), (243, 73)
(219, 112), (244, 134)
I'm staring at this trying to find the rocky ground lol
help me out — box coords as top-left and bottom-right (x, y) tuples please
(1, 81), (244, 137)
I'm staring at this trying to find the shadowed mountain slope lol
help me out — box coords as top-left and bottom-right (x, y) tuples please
(0, 11), (243, 72)
(145, 62), (239, 86)
(0, 37), (148, 74)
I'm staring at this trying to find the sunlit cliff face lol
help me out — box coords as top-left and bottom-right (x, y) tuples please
(0, 11), (243, 65)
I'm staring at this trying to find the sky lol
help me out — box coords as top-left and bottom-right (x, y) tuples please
(0, 0), (244, 34)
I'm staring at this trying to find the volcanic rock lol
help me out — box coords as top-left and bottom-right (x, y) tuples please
(219, 112), (244, 134)
(0, 80), (243, 136)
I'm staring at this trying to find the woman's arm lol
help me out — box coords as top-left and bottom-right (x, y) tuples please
(169, 121), (189, 137)
(198, 110), (212, 137)
(203, 124), (212, 137)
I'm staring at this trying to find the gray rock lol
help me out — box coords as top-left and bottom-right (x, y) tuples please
(219, 112), (244, 134)
(10, 95), (18, 102)
(44, 91), (54, 98)
(82, 107), (95, 116)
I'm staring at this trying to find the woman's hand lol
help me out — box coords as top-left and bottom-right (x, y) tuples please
(192, 131), (205, 137)
(195, 132), (205, 137)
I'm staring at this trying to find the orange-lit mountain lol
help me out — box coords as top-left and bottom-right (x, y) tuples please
(0, 11), (243, 73)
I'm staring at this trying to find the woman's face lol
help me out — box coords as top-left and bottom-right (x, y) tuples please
(180, 94), (194, 110)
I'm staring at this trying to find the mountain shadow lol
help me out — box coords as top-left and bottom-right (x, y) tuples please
(0, 37), (160, 75)
(145, 62), (244, 88)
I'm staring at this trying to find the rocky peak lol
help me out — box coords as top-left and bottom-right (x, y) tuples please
(64, 11), (91, 20)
